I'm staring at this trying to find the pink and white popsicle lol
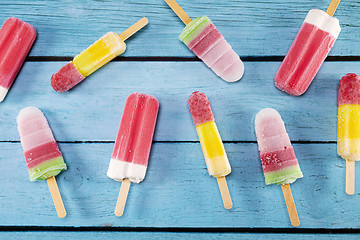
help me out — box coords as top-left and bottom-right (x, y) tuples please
(0, 17), (36, 102)
(17, 107), (67, 181)
(165, 0), (244, 82)
(255, 108), (302, 227)
(107, 92), (159, 216)
(17, 107), (67, 218)
(255, 108), (303, 185)
(275, 2), (341, 96)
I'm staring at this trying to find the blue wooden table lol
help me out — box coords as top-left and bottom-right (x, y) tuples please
(0, 0), (360, 239)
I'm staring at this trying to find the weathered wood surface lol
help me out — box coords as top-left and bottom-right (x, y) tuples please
(0, 0), (360, 237)
(1, 61), (359, 142)
(0, 0), (358, 57)
(0, 142), (358, 228)
(0, 232), (359, 240)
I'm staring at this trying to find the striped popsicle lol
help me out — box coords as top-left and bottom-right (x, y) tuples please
(17, 107), (67, 181)
(17, 107), (67, 218)
(165, 0), (244, 82)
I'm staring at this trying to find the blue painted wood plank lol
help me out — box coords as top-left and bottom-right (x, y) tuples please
(0, 0), (358, 57)
(0, 142), (359, 228)
(1, 61), (359, 142)
(0, 232), (359, 240)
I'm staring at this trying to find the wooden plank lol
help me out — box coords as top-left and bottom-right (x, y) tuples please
(1, 61), (359, 142)
(0, 0), (358, 57)
(0, 142), (358, 228)
(0, 232), (359, 240)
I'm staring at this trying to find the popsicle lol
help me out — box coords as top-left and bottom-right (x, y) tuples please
(165, 0), (244, 82)
(17, 107), (67, 218)
(255, 108), (302, 227)
(275, 0), (341, 96)
(188, 91), (232, 209)
(51, 17), (148, 92)
(337, 73), (360, 195)
(0, 17), (36, 102)
(107, 92), (159, 216)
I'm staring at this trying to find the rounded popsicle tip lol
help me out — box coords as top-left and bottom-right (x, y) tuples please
(127, 92), (159, 107)
(51, 62), (85, 93)
(255, 108), (286, 138)
(338, 73), (360, 105)
(4, 17), (37, 37)
(220, 58), (244, 83)
(17, 106), (43, 125)
(274, 79), (305, 96)
(188, 91), (215, 126)
(255, 108), (281, 125)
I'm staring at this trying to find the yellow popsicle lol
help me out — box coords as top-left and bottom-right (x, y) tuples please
(73, 32), (126, 77)
(337, 104), (360, 161)
(188, 91), (232, 209)
(51, 17), (148, 93)
(196, 121), (231, 178)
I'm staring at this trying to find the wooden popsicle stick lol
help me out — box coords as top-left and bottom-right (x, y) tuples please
(118, 17), (148, 41)
(326, 0), (341, 16)
(216, 176), (233, 209)
(346, 159), (355, 195)
(46, 176), (67, 218)
(114, 178), (131, 216)
(164, 0), (192, 25)
(281, 184), (300, 227)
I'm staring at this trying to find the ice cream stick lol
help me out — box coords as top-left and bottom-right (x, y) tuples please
(216, 176), (233, 209)
(115, 178), (131, 216)
(326, 0), (341, 16)
(118, 17), (148, 41)
(346, 159), (355, 195)
(164, 0), (192, 25)
(281, 184), (300, 227)
(47, 176), (67, 218)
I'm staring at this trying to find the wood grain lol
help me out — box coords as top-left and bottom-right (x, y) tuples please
(0, 232), (359, 240)
(1, 61), (359, 142)
(0, 142), (357, 228)
(0, 0), (358, 57)
(1, 232), (360, 240)
(0, 0), (359, 235)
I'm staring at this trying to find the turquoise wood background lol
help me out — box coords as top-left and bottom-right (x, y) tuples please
(0, 0), (359, 239)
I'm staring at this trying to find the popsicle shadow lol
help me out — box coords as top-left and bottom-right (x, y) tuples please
(46, 108), (93, 217)
(134, 98), (172, 216)
(135, 96), (197, 217)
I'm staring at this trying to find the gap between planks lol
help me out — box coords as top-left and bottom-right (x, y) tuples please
(0, 226), (360, 234)
(0, 141), (339, 144)
(24, 56), (360, 62)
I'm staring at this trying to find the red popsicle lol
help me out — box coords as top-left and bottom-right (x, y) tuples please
(0, 17), (36, 102)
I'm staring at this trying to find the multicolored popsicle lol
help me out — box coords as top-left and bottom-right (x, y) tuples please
(0, 17), (36, 102)
(188, 91), (232, 209)
(51, 17), (148, 92)
(255, 108), (302, 227)
(107, 92), (159, 216)
(165, 0), (244, 82)
(275, 0), (341, 96)
(337, 73), (360, 195)
(17, 107), (67, 218)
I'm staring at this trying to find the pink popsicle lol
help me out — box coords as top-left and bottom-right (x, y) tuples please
(275, 9), (340, 96)
(0, 17), (36, 102)
(188, 91), (214, 126)
(17, 107), (67, 181)
(51, 62), (85, 93)
(107, 92), (159, 184)
(255, 108), (303, 185)
(179, 16), (244, 82)
(107, 92), (159, 217)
